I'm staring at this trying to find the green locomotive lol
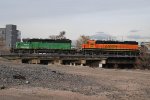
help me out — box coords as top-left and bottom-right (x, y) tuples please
(14, 39), (72, 53)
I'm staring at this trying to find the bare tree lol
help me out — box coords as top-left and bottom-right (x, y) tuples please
(0, 36), (5, 47)
(136, 46), (150, 69)
(0, 36), (7, 53)
(76, 35), (90, 49)
(49, 31), (66, 39)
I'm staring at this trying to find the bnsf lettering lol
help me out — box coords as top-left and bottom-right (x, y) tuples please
(90, 43), (95, 48)
(104, 45), (117, 48)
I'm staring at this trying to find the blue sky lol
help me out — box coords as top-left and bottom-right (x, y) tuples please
(0, 0), (150, 41)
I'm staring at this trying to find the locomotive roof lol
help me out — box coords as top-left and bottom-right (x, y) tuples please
(95, 40), (138, 45)
(23, 39), (71, 43)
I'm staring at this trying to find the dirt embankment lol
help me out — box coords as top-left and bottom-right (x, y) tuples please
(0, 62), (150, 100)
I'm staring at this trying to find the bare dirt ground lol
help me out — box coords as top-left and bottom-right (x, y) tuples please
(0, 59), (150, 100)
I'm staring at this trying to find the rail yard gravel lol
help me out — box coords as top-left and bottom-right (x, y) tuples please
(0, 63), (112, 95)
(0, 61), (150, 100)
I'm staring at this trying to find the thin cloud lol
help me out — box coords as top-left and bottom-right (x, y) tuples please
(129, 30), (141, 33)
(0, 0), (150, 40)
(127, 35), (150, 39)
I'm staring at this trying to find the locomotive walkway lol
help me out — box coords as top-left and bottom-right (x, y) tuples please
(0, 53), (138, 58)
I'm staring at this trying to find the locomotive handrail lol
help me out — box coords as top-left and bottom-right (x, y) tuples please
(0, 52), (139, 58)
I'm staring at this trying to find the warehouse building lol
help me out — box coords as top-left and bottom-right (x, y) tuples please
(0, 24), (21, 49)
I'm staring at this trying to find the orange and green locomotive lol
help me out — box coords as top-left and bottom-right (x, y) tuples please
(13, 39), (139, 56)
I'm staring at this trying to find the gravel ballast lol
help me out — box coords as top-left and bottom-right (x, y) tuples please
(1, 62), (150, 100)
(0, 63), (116, 95)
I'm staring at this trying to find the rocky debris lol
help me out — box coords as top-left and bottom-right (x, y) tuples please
(0, 85), (6, 90)
(13, 74), (26, 80)
(0, 63), (150, 100)
(0, 63), (117, 95)
(25, 81), (30, 84)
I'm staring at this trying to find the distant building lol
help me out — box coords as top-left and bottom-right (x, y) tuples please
(0, 24), (21, 49)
